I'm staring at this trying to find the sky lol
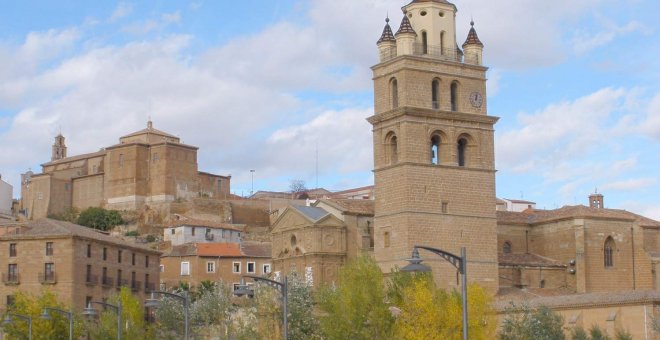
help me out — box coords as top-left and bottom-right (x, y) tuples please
(0, 0), (658, 219)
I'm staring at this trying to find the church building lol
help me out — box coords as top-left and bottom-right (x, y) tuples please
(20, 121), (231, 219)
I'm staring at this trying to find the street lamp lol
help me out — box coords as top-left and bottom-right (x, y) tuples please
(250, 169), (255, 196)
(145, 290), (190, 340)
(401, 246), (468, 340)
(40, 307), (73, 340)
(3, 312), (32, 340)
(83, 300), (122, 340)
(234, 274), (288, 340)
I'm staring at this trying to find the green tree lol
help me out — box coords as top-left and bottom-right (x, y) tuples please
(499, 304), (565, 340)
(84, 287), (153, 339)
(153, 295), (185, 340)
(77, 207), (124, 231)
(3, 290), (80, 340)
(589, 325), (611, 340)
(190, 282), (234, 338)
(317, 255), (394, 340)
(571, 327), (589, 340)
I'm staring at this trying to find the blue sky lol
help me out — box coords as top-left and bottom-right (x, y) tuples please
(0, 0), (658, 219)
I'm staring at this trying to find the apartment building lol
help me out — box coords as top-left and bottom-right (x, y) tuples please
(0, 219), (161, 310)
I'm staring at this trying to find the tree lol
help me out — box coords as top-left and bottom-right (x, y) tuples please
(499, 304), (565, 340)
(3, 290), (80, 340)
(287, 271), (321, 340)
(317, 255), (394, 340)
(289, 179), (308, 199)
(393, 275), (496, 340)
(77, 207), (123, 231)
(84, 287), (153, 339)
(190, 282), (234, 338)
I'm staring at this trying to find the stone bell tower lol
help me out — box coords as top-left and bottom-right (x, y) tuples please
(51, 133), (67, 161)
(369, 0), (499, 292)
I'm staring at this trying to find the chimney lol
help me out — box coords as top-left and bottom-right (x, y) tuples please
(589, 192), (604, 209)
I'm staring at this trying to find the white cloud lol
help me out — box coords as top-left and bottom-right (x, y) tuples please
(602, 178), (657, 191)
(572, 20), (645, 55)
(109, 2), (133, 22)
(162, 11), (181, 25)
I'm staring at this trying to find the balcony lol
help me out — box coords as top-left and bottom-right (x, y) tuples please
(144, 282), (155, 293)
(85, 274), (98, 286)
(2, 273), (20, 285)
(131, 280), (142, 292)
(380, 43), (468, 64)
(39, 272), (57, 284)
(102, 276), (114, 287)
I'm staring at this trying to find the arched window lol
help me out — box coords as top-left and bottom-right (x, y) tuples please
(450, 81), (459, 111)
(440, 31), (446, 54)
(385, 132), (398, 164)
(390, 78), (399, 109)
(604, 237), (615, 267)
(457, 138), (467, 166)
(503, 241), (512, 254)
(431, 135), (441, 165)
(421, 31), (428, 54)
(432, 79), (440, 109)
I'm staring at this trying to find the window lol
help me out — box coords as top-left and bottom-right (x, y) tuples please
(604, 237), (615, 267)
(421, 31), (428, 54)
(117, 269), (122, 286)
(46, 242), (53, 256)
(146, 256), (150, 268)
(207, 262), (216, 273)
(92, 165), (97, 173)
(450, 81), (458, 111)
(7, 295), (15, 307)
(385, 132), (398, 165)
(457, 138), (468, 167)
(44, 263), (55, 281)
(440, 31), (446, 52)
(132, 253), (136, 266)
(390, 78), (399, 109)
(217, 179), (222, 192)
(431, 135), (441, 165)
(103, 247), (107, 261)
(86, 265), (92, 282)
(119, 154), (124, 167)
(102, 267), (107, 280)
(232, 262), (241, 274)
(7, 264), (18, 281)
(159, 264), (164, 273)
(247, 262), (256, 274)
(232, 283), (241, 291)
(432, 79), (440, 109)
(131, 271), (136, 286)
(441, 201), (449, 214)
(503, 241), (512, 254)
(181, 262), (190, 276)
(9, 243), (16, 257)
(85, 296), (92, 308)
(192, 227), (196, 236)
(384, 232), (391, 248)
(87, 244), (91, 258)
(222, 229), (227, 238)
(263, 264), (272, 274)
(171, 228), (175, 235)
(118, 250), (122, 263)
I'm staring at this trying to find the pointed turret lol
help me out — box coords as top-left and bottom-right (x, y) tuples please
(462, 21), (484, 65)
(395, 14), (417, 56)
(377, 17), (397, 62)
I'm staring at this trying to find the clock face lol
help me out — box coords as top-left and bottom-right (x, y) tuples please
(470, 92), (483, 108)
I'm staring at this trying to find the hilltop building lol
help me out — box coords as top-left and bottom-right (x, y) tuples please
(0, 176), (11, 218)
(20, 121), (231, 219)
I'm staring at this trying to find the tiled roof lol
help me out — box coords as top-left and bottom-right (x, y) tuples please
(0, 219), (160, 254)
(292, 205), (330, 222)
(120, 125), (178, 140)
(396, 16), (416, 36)
(462, 21), (483, 48)
(494, 289), (660, 311)
(170, 216), (243, 231)
(241, 241), (271, 258)
(319, 199), (374, 216)
(497, 205), (660, 227)
(166, 243), (197, 257)
(197, 243), (242, 257)
(377, 18), (396, 44)
(499, 252), (566, 268)
(41, 150), (106, 166)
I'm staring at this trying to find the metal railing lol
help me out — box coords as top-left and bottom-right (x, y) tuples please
(380, 43), (471, 64)
(131, 280), (141, 292)
(117, 278), (129, 288)
(2, 273), (20, 284)
(39, 272), (57, 284)
(86, 274), (98, 285)
(102, 276), (114, 287)
(144, 282), (155, 293)
(205, 233), (214, 241)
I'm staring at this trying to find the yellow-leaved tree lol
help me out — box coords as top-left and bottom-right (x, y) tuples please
(394, 275), (496, 340)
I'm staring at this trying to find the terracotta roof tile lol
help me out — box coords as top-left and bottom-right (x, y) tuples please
(241, 241), (271, 258)
(197, 243), (242, 257)
(41, 150), (106, 166)
(497, 205), (660, 227)
(462, 22), (483, 48)
(495, 289), (660, 311)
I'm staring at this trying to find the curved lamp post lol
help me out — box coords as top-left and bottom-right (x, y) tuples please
(40, 307), (73, 340)
(234, 274), (288, 340)
(3, 312), (32, 340)
(145, 290), (189, 340)
(83, 300), (122, 340)
(401, 246), (468, 340)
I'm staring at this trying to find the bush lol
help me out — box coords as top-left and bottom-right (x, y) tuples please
(77, 207), (124, 231)
(145, 234), (157, 243)
(124, 230), (139, 237)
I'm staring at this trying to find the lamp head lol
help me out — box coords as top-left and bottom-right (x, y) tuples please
(144, 291), (159, 308)
(40, 309), (52, 320)
(2, 315), (12, 325)
(233, 278), (253, 297)
(82, 303), (97, 317)
(400, 248), (432, 273)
